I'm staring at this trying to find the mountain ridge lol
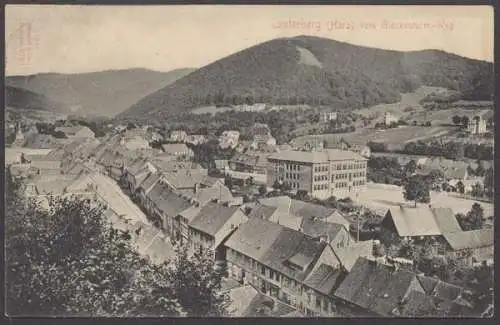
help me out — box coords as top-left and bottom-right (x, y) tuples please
(6, 67), (196, 118)
(118, 35), (493, 121)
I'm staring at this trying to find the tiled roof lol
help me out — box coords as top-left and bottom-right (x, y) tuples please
(177, 184), (234, 205)
(300, 217), (345, 240)
(259, 225), (327, 282)
(147, 183), (193, 217)
(188, 202), (241, 237)
(161, 143), (193, 155)
(268, 149), (365, 163)
(442, 229), (493, 250)
(386, 205), (461, 237)
(303, 264), (345, 296)
(334, 240), (375, 272)
(246, 204), (278, 220)
(334, 257), (419, 316)
(161, 169), (214, 189)
(138, 172), (162, 194)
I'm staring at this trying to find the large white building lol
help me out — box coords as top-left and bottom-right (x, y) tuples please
(267, 149), (367, 199)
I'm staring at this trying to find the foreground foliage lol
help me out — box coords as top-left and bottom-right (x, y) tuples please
(5, 171), (228, 317)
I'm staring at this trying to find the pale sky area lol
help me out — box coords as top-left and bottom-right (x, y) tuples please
(5, 5), (494, 76)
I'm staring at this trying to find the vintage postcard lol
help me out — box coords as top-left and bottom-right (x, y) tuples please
(4, 5), (494, 318)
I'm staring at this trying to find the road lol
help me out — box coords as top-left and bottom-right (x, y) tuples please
(89, 172), (149, 224)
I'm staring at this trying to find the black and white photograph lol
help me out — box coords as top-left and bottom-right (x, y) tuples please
(4, 4), (494, 317)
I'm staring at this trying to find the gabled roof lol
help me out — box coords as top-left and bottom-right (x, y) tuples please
(257, 196), (350, 230)
(188, 202), (242, 237)
(386, 205), (461, 237)
(138, 172), (162, 194)
(442, 229), (493, 250)
(161, 143), (193, 154)
(334, 240), (375, 272)
(177, 184), (234, 205)
(334, 257), (420, 316)
(303, 264), (345, 296)
(268, 149), (365, 163)
(147, 183), (193, 217)
(246, 204), (278, 220)
(300, 217), (346, 240)
(255, 222), (327, 282)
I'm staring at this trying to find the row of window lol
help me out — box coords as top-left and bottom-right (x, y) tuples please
(352, 180), (366, 186)
(314, 175), (328, 181)
(314, 184), (329, 191)
(285, 172), (300, 180)
(285, 164), (302, 171)
(335, 182), (349, 188)
(333, 172), (365, 180)
(334, 162), (366, 171)
(314, 165), (329, 172)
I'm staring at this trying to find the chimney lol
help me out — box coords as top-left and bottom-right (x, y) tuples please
(194, 183), (200, 193)
(319, 234), (330, 243)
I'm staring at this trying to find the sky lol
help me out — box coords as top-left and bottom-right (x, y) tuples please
(5, 5), (494, 76)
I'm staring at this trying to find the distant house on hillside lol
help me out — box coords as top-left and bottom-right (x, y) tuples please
(467, 115), (487, 135)
(169, 130), (188, 142)
(219, 130), (240, 149)
(161, 143), (194, 158)
(55, 125), (95, 139)
(384, 112), (399, 126)
(324, 138), (371, 158)
(320, 112), (338, 123)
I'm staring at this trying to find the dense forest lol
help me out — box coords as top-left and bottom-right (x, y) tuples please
(119, 36), (493, 121)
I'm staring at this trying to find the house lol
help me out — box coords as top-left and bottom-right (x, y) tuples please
(320, 112), (338, 123)
(176, 181), (234, 206)
(380, 205), (462, 243)
(186, 134), (207, 145)
(467, 115), (487, 134)
(224, 217), (369, 316)
(182, 202), (248, 260)
(161, 143), (194, 158)
(441, 229), (493, 265)
(334, 257), (472, 317)
(122, 158), (155, 193)
(334, 257), (426, 317)
(253, 196), (351, 231)
(224, 218), (330, 315)
(227, 284), (297, 317)
(230, 153), (272, 175)
(169, 130), (188, 142)
(136, 172), (163, 208)
(325, 138), (371, 158)
(160, 169), (218, 191)
(384, 111), (399, 126)
(145, 182), (193, 231)
(267, 149), (367, 199)
(219, 130), (240, 149)
(121, 134), (150, 150)
(55, 125), (95, 139)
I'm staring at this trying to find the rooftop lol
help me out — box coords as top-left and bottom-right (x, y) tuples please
(386, 205), (462, 237)
(442, 228), (493, 251)
(189, 202), (241, 237)
(268, 149), (365, 163)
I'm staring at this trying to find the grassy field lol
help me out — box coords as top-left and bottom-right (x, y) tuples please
(355, 86), (447, 122)
(292, 125), (454, 148)
(354, 183), (494, 217)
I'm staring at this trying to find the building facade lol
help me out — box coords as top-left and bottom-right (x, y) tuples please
(267, 149), (367, 199)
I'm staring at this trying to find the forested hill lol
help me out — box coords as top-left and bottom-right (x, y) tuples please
(6, 68), (195, 118)
(118, 35), (493, 121)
